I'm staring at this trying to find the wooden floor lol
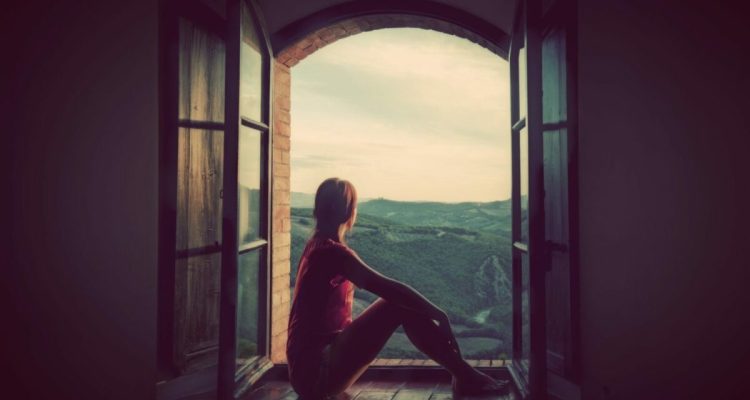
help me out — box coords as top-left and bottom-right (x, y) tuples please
(241, 378), (518, 400)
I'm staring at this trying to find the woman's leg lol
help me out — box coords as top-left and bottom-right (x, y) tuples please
(324, 299), (481, 395)
(323, 299), (403, 394)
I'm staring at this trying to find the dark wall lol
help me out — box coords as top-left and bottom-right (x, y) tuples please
(6, 0), (159, 398)
(577, 1), (750, 398)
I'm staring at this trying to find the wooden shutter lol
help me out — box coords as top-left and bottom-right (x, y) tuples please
(172, 6), (228, 374)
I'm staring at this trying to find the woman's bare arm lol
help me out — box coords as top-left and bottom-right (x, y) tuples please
(337, 249), (446, 321)
(335, 248), (461, 354)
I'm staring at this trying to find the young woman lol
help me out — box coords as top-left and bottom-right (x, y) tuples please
(286, 178), (509, 398)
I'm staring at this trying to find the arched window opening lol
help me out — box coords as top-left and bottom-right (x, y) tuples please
(287, 28), (511, 364)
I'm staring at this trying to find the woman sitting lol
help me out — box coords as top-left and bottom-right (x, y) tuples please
(287, 177), (509, 398)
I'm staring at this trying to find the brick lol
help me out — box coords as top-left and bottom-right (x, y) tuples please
(293, 36), (315, 50)
(271, 311), (289, 328)
(274, 162), (290, 177)
(272, 275), (290, 293)
(272, 246), (290, 261)
(272, 302), (290, 322)
(272, 316), (288, 334)
(273, 136), (290, 152)
(274, 80), (290, 95)
(275, 60), (290, 74)
(271, 336), (287, 354)
(272, 260), (290, 278)
(274, 189), (290, 205)
(272, 204), (290, 220)
(276, 51), (293, 65)
(272, 244), (290, 259)
(271, 333), (288, 348)
(272, 148), (283, 164)
(272, 177), (289, 191)
(330, 26), (347, 38)
(271, 351), (286, 364)
(276, 110), (290, 125)
(340, 20), (361, 35)
(274, 94), (290, 112)
(271, 335), (288, 363)
(273, 217), (290, 233)
(318, 28), (337, 42)
(272, 243), (290, 257)
(280, 289), (290, 304)
(299, 43), (318, 58)
(276, 121), (291, 137)
(274, 231), (291, 247)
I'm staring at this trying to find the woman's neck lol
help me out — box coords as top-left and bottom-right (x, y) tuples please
(315, 225), (345, 243)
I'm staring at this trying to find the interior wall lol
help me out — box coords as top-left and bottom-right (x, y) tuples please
(576, 1), (750, 398)
(6, 0), (159, 398)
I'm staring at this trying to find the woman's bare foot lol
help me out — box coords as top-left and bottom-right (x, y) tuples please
(452, 369), (510, 396)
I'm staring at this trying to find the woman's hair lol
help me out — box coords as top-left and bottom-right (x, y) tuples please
(313, 178), (357, 241)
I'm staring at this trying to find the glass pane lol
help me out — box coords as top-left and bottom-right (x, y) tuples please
(240, 0), (264, 122)
(179, 18), (226, 123)
(238, 127), (263, 244)
(518, 46), (527, 119)
(519, 126), (529, 243)
(174, 128), (224, 372)
(542, 28), (567, 124)
(237, 250), (261, 369)
(520, 251), (530, 372)
(176, 128), (224, 251)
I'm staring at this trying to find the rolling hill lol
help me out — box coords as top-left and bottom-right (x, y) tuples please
(289, 196), (514, 359)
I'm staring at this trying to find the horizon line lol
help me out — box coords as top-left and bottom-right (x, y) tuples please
(292, 191), (514, 204)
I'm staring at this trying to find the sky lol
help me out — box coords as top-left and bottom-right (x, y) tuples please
(290, 28), (510, 203)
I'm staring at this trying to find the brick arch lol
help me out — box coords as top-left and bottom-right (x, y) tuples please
(277, 14), (507, 68)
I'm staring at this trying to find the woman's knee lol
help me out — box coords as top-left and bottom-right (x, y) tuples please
(370, 298), (408, 321)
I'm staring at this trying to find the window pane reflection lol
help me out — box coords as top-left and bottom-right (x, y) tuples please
(240, 1), (263, 122)
(520, 251), (530, 372)
(542, 28), (567, 124)
(519, 126), (529, 243)
(238, 127), (262, 244)
(518, 46), (527, 119)
(237, 250), (260, 368)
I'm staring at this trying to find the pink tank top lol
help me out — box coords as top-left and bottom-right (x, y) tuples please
(286, 237), (355, 396)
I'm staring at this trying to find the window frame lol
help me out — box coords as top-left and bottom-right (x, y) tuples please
(218, 0), (274, 398)
(157, 0), (274, 397)
(509, 0), (548, 397)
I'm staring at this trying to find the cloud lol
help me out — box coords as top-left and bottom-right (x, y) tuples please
(291, 28), (511, 202)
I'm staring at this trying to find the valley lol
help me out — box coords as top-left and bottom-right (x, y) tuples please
(290, 194), (513, 359)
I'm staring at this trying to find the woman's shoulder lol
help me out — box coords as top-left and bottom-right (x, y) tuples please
(308, 236), (356, 258)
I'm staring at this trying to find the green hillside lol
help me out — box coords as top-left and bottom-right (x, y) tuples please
(357, 198), (513, 235)
(290, 199), (513, 359)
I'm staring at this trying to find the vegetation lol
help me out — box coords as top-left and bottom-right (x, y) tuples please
(290, 197), (513, 359)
